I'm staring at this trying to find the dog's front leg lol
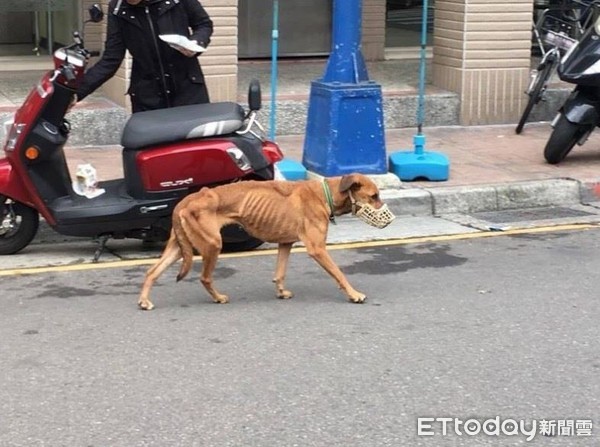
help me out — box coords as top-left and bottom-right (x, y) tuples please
(303, 238), (366, 303)
(273, 243), (294, 299)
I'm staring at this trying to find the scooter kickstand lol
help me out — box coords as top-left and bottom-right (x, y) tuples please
(93, 235), (111, 263)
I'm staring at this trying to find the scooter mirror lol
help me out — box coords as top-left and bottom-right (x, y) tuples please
(248, 79), (261, 111)
(88, 4), (104, 23)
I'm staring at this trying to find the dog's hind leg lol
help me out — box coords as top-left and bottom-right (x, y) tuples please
(301, 228), (366, 303)
(199, 242), (229, 304)
(273, 243), (293, 299)
(181, 215), (229, 304)
(138, 233), (182, 310)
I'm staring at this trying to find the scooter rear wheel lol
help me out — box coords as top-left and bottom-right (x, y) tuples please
(221, 224), (263, 253)
(544, 115), (588, 164)
(0, 197), (39, 255)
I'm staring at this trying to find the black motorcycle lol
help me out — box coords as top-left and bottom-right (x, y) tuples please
(544, 3), (600, 163)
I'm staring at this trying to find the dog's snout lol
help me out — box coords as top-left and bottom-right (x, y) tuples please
(368, 194), (384, 209)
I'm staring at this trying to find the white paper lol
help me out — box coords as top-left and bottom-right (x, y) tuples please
(159, 34), (206, 53)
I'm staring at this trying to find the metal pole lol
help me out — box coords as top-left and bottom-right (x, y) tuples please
(270, 0), (279, 141)
(47, 0), (53, 54)
(33, 11), (40, 55)
(322, 0), (367, 84)
(416, 0), (429, 138)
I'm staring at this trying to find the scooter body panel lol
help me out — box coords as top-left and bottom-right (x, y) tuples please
(0, 158), (35, 207)
(558, 32), (600, 86)
(49, 180), (177, 238)
(136, 139), (249, 192)
(123, 131), (272, 199)
(557, 16), (600, 127)
(13, 75), (54, 128)
(561, 87), (600, 127)
(3, 72), (59, 223)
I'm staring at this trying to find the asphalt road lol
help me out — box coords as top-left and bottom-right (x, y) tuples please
(1, 228), (599, 447)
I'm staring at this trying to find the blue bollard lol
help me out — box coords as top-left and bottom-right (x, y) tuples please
(302, 0), (387, 177)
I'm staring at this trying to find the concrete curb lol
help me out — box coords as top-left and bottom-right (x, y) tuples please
(382, 178), (586, 217)
(578, 178), (600, 204)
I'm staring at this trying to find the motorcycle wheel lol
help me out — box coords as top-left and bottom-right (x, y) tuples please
(0, 197), (39, 255)
(221, 224), (263, 253)
(544, 115), (588, 164)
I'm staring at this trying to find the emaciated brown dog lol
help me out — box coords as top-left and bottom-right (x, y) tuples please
(138, 173), (394, 310)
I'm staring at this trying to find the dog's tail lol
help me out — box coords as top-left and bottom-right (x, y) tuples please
(173, 210), (195, 282)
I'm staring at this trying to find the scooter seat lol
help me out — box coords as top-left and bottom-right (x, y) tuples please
(121, 102), (245, 150)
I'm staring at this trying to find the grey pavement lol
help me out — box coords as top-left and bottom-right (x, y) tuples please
(1, 229), (599, 446)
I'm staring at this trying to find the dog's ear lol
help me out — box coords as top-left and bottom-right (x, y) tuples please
(339, 174), (362, 193)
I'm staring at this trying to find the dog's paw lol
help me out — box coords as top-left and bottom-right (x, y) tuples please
(348, 293), (367, 304)
(213, 294), (229, 304)
(138, 300), (155, 311)
(277, 290), (294, 300)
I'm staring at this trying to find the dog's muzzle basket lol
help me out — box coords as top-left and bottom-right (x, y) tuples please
(354, 203), (395, 228)
(347, 190), (395, 228)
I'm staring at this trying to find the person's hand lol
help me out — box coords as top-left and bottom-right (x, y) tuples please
(176, 46), (198, 58)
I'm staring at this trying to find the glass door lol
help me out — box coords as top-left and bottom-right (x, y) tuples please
(0, 0), (79, 57)
(238, 0), (332, 58)
(385, 0), (435, 49)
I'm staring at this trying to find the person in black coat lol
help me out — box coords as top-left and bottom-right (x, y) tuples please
(77, 0), (213, 112)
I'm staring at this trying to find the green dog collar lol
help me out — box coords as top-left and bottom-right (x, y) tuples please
(322, 180), (336, 225)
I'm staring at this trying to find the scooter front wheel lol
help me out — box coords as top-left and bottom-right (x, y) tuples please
(544, 115), (588, 164)
(0, 197), (39, 255)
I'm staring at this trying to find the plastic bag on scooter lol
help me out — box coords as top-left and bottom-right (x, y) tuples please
(1, 115), (14, 149)
(72, 163), (106, 199)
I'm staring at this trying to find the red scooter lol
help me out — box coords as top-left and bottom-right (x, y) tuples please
(0, 10), (283, 259)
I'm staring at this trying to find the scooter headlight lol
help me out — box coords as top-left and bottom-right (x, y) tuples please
(2, 120), (25, 152)
(1, 116), (14, 150)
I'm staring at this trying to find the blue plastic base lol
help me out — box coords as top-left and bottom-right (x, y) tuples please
(276, 158), (307, 181)
(389, 150), (450, 181)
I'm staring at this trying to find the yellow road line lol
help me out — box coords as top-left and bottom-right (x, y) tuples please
(0, 223), (598, 277)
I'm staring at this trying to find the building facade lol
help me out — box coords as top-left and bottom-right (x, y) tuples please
(433, 0), (533, 125)
(0, 0), (534, 125)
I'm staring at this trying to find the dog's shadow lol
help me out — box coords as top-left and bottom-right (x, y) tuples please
(342, 244), (468, 275)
